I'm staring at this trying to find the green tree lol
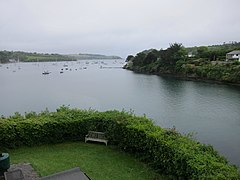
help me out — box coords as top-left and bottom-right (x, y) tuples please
(0, 51), (11, 63)
(159, 43), (186, 65)
(126, 55), (134, 62)
(132, 52), (146, 66)
(196, 46), (209, 58)
(143, 51), (158, 65)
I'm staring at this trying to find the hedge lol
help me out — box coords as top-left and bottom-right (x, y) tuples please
(0, 107), (239, 179)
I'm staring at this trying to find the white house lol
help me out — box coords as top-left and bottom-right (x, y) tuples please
(226, 50), (240, 61)
(187, 52), (195, 58)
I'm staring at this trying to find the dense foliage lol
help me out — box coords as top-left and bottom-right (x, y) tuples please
(0, 51), (76, 63)
(124, 42), (240, 84)
(186, 41), (240, 60)
(0, 107), (239, 179)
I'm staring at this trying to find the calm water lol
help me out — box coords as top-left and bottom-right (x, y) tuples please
(0, 60), (240, 166)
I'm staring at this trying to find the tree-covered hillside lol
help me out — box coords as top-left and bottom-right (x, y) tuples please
(0, 51), (76, 63)
(124, 42), (240, 84)
(0, 51), (122, 63)
(186, 41), (240, 60)
(69, 53), (122, 60)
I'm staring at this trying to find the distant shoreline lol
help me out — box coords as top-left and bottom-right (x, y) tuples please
(0, 50), (122, 63)
(0, 58), (123, 64)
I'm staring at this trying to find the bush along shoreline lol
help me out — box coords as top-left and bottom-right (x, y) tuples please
(0, 107), (239, 179)
(124, 43), (240, 85)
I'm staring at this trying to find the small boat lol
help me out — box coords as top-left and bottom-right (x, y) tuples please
(42, 71), (50, 75)
(60, 71), (64, 74)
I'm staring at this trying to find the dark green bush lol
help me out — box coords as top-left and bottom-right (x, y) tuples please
(0, 107), (239, 179)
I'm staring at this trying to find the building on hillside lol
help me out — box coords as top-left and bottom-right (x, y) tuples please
(187, 52), (195, 57)
(226, 50), (240, 61)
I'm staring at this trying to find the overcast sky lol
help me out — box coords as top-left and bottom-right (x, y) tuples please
(0, 0), (240, 58)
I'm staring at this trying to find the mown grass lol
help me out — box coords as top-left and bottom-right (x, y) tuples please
(8, 142), (167, 180)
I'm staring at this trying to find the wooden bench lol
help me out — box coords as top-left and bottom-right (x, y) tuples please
(85, 131), (108, 146)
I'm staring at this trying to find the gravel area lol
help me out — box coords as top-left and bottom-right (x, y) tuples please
(6, 163), (40, 180)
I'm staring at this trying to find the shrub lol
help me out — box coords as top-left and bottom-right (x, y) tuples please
(0, 107), (239, 179)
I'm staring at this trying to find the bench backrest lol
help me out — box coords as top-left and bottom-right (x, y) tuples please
(88, 131), (106, 139)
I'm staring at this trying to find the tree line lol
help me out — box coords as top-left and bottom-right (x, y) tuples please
(0, 51), (76, 63)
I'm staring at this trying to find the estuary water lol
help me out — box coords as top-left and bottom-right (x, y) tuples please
(0, 60), (239, 166)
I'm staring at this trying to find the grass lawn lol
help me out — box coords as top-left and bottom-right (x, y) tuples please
(8, 142), (167, 180)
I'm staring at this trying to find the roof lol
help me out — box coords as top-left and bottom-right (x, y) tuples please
(41, 167), (90, 180)
(226, 50), (240, 55)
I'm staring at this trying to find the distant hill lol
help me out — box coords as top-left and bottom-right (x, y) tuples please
(0, 51), (122, 63)
(69, 53), (122, 60)
(0, 51), (76, 63)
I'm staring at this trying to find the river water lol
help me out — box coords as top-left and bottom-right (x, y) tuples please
(0, 60), (239, 166)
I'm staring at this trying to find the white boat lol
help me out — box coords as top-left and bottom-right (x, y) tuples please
(42, 71), (51, 75)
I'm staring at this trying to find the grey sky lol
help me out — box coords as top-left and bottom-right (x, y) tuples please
(1, 0), (240, 58)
